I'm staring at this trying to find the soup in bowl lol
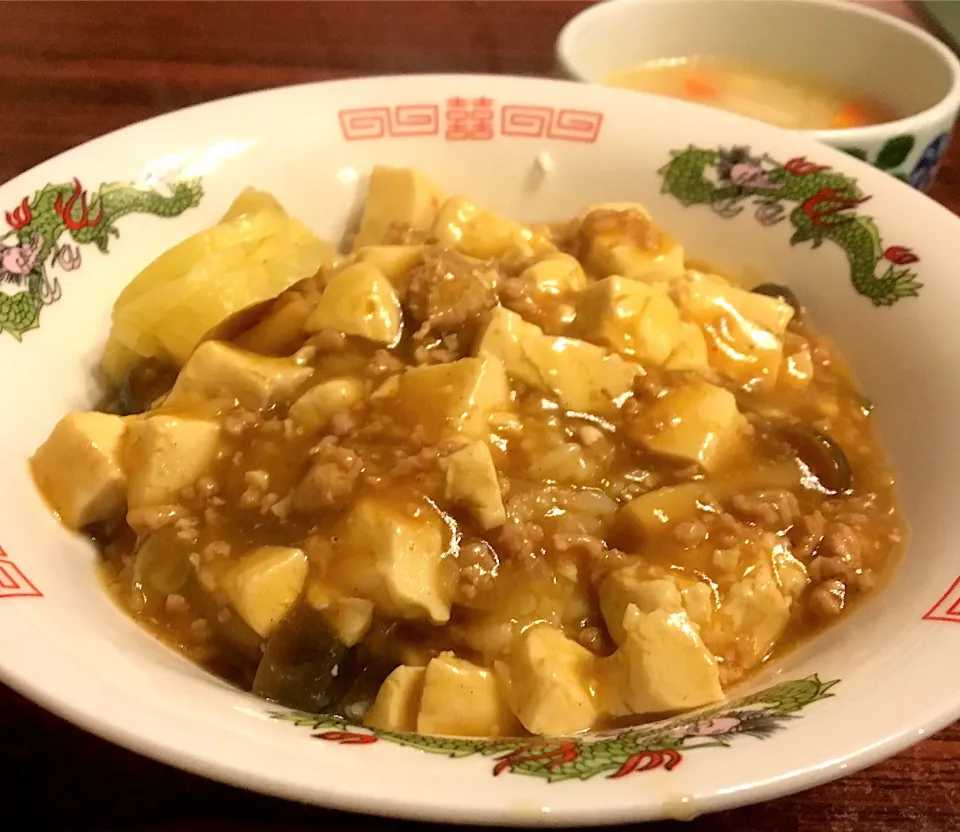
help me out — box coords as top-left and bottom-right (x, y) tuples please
(2, 74), (960, 824)
(557, 0), (960, 189)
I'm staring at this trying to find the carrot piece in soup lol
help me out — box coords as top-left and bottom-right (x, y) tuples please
(682, 72), (718, 101)
(831, 103), (874, 129)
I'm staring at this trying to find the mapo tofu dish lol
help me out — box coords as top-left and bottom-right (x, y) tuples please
(31, 167), (904, 738)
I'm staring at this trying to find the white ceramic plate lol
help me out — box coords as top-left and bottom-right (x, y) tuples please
(2, 75), (959, 826)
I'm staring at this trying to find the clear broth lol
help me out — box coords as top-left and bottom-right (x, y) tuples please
(604, 57), (895, 130)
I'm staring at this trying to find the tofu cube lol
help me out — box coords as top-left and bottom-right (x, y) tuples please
(336, 497), (452, 623)
(289, 378), (364, 434)
(574, 277), (680, 364)
(520, 335), (637, 415)
(599, 571), (684, 646)
(518, 254), (587, 297)
(476, 307), (638, 414)
(124, 415), (220, 508)
(599, 562), (717, 643)
(364, 665), (427, 732)
(577, 205), (685, 282)
(665, 321), (710, 373)
(607, 605), (723, 716)
(223, 546), (308, 638)
(374, 355), (510, 444)
(305, 262), (402, 345)
(495, 625), (601, 736)
(431, 196), (554, 260)
(31, 412), (128, 529)
(354, 245), (423, 296)
(167, 341), (313, 410)
(417, 653), (521, 737)
(474, 306), (545, 389)
(617, 483), (714, 544)
(702, 559), (796, 671)
(443, 441), (506, 529)
(305, 581), (375, 646)
(628, 379), (746, 472)
(353, 166), (444, 250)
(681, 280), (794, 388)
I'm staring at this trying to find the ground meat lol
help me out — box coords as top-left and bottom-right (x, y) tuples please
(412, 334), (462, 366)
(456, 538), (499, 602)
(822, 522), (863, 563)
(405, 249), (497, 338)
(808, 521), (863, 581)
(224, 409), (259, 437)
(809, 579), (846, 617)
(126, 504), (186, 534)
(294, 445), (363, 513)
(367, 348), (405, 379)
(711, 511), (753, 549)
(792, 510), (826, 562)
(672, 519), (710, 546)
(391, 445), (441, 477)
(497, 515), (545, 559)
(552, 533), (605, 558)
(631, 367), (670, 400)
(238, 488), (263, 510)
(329, 410), (357, 437)
(728, 489), (801, 530)
(203, 540), (231, 559)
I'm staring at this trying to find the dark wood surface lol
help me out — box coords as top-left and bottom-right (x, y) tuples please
(2, 2), (958, 830)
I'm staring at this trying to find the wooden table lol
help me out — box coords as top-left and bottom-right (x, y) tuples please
(2, 2), (958, 830)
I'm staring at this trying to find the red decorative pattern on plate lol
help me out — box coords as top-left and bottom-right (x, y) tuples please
(444, 97), (495, 140)
(0, 546), (41, 599)
(338, 105), (440, 140)
(338, 99), (603, 143)
(923, 576), (960, 623)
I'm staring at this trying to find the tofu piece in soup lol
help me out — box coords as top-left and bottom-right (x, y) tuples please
(31, 412), (128, 529)
(628, 379), (747, 472)
(124, 414), (221, 509)
(223, 546), (309, 638)
(371, 354), (511, 444)
(332, 497), (453, 624)
(305, 262), (402, 345)
(495, 624), (602, 736)
(443, 441), (506, 530)
(365, 665), (427, 732)
(166, 341), (312, 410)
(353, 166), (444, 250)
(417, 653), (521, 737)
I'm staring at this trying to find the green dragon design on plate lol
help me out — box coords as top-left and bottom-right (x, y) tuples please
(0, 177), (203, 340)
(658, 146), (922, 307)
(272, 674), (837, 782)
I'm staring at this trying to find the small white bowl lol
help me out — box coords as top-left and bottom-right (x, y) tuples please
(2, 74), (960, 825)
(557, 0), (960, 190)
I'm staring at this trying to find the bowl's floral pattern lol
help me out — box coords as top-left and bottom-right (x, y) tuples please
(273, 675), (837, 782)
(909, 132), (951, 192)
(659, 146), (923, 307)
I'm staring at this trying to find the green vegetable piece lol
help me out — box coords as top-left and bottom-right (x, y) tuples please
(253, 604), (351, 712)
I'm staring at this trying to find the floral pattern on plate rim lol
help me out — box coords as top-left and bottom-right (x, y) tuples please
(658, 145), (922, 306)
(0, 178), (203, 341)
(272, 674), (837, 782)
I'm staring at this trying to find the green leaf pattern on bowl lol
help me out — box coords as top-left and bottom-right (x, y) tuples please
(840, 133), (916, 180)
